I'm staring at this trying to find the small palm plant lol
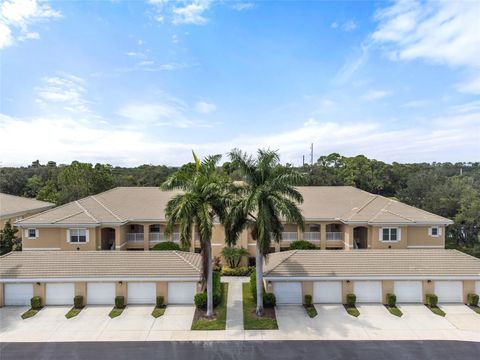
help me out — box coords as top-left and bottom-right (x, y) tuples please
(224, 149), (305, 316)
(161, 151), (230, 317)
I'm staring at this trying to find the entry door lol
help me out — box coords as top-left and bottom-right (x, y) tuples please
(87, 283), (116, 305)
(46, 283), (75, 305)
(435, 281), (463, 303)
(272, 282), (302, 304)
(394, 281), (423, 303)
(313, 281), (342, 303)
(128, 282), (156, 304)
(5, 283), (33, 306)
(168, 282), (196, 304)
(354, 281), (382, 303)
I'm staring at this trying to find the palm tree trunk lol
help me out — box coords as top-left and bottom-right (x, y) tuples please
(206, 240), (214, 317)
(255, 241), (264, 316)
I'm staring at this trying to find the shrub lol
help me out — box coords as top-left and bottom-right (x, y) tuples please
(467, 293), (479, 307)
(30, 296), (42, 310)
(152, 241), (181, 251)
(74, 295), (84, 309)
(304, 294), (312, 306)
(250, 271), (257, 300)
(425, 294), (438, 307)
(221, 266), (255, 276)
(115, 296), (125, 309)
(156, 296), (164, 308)
(194, 292), (207, 308)
(264, 293), (276, 308)
(386, 293), (396, 307)
(221, 246), (249, 268)
(289, 240), (317, 250)
(346, 293), (356, 307)
(195, 271), (223, 309)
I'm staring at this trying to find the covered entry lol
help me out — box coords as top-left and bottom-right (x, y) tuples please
(353, 227), (368, 249)
(101, 228), (116, 250)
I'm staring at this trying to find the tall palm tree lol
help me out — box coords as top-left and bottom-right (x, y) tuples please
(161, 151), (229, 317)
(225, 149), (305, 316)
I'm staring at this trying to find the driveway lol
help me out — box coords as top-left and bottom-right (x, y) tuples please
(441, 304), (480, 332)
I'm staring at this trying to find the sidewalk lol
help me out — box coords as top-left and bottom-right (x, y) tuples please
(223, 276), (249, 331)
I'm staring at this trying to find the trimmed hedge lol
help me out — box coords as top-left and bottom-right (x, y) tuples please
(152, 241), (181, 251)
(263, 293), (276, 308)
(74, 295), (84, 309)
(31, 296), (42, 310)
(289, 240), (317, 250)
(425, 294), (438, 307)
(115, 296), (125, 309)
(386, 293), (396, 307)
(467, 293), (479, 307)
(250, 271), (258, 300)
(346, 293), (356, 307)
(221, 266), (255, 276)
(156, 296), (164, 308)
(249, 272), (276, 307)
(304, 295), (312, 306)
(194, 271), (222, 309)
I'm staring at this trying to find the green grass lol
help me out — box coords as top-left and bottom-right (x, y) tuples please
(242, 282), (278, 330)
(386, 306), (403, 317)
(65, 307), (82, 319)
(191, 283), (229, 330)
(304, 305), (318, 318)
(152, 307), (166, 318)
(21, 308), (40, 319)
(344, 305), (360, 317)
(108, 307), (125, 318)
(468, 305), (480, 315)
(426, 305), (446, 317)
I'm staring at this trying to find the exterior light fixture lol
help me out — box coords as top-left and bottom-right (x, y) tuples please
(36, 282), (40, 286)
(346, 280), (350, 283)
(119, 281), (123, 285)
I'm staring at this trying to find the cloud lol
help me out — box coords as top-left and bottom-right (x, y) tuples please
(372, 0), (480, 94)
(401, 99), (430, 108)
(333, 43), (369, 85)
(195, 101), (216, 114)
(172, 0), (212, 25)
(231, 2), (255, 11)
(331, 20), (357, 32)
(0, 0), (61, 48)
(362, 90), (391, 101)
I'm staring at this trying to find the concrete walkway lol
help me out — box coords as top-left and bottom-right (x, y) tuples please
(223, 276), (249, 331)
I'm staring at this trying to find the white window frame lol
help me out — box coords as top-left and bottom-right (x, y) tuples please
(379, 227), (401, 242)
(428, 226), (441, 237)
(67, 228), (89, 244)
(25, 228), (38, 239)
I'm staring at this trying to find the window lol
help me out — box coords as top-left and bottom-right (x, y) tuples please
(309, 224), (320, 232)
(381, 227), (400, 242)
(69, 228), (87, 243)
(429, 226), (440, 237)
(27, 228), (37, 239)
(150, 224), (161, 233)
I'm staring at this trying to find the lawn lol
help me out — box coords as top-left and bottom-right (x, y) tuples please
(108, 307), (125, 318)
(426, 305), (446, 317)
(386, 306), (403, 317)
(152, 307), (166, 318)
(344, 305), (360, 317)
(65, 307), (82, 319)
(21, 309), (40, 319)
(242, 282), (278, 330)
(191, 283), (229, 330)
(304, 305), (318, 318)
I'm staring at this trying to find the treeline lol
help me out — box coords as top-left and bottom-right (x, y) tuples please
(1, 153), (479, 254)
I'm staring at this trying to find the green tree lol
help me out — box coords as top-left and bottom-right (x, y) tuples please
(161, 152), (230, 317)
(23, 175), (44, 198)
(224, 149), (305, 316)
(0, 221), (21, 255)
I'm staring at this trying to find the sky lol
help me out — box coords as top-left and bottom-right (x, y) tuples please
(0, 0), (479, 167)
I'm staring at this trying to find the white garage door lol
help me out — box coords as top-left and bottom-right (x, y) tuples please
(273, 282), (302, 304)
(313, 281), (342, 303)
(394, 281), (423, 303)
(87, 283), (116, 305)
(435, 281), (463, 303)
(128, 282), (156, 304)
(168, 282), (196, 304)
(5, 283), (33, 306)
(46, 283), (75, 305)
(354, 281), (382, 303)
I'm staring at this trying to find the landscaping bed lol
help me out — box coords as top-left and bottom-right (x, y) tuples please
(152, 307), (166, 318)
(21, 308), (40, 319)
(344, 305), (360, 317)
(385, 305), (403, 317)
(242, 282), (278, 330)
(65, 307), (83, 319)
(304, 305), (318, 318)
(191, 283), (228, 330)
(426, 305), (446, 317)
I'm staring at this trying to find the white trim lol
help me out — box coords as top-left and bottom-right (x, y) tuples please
(428, 226), (441, 237)
(25, 228), (38, 239)
(118, 242), (127, 249)
(407, 245), (444, 249)
(379, 227), (401, 242)
(67, 228), (89, 244)
(17, 224), (100, 228)
(0, 277), (202, 283)
(264, 275), (480, 281)
(22, 247), (62, 251)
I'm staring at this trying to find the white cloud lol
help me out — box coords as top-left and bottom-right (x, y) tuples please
(0, 0), (61, 48)
(172, 0), (212, 25)
(331, 20), (357, 32)
(362, 90), (391, 101)
(333, 43), (369, 85)
(401, 99), (430, 108)
(231, 2), (255, 11)
(372, 0), (480, 94)
(195, 101), (216, 114)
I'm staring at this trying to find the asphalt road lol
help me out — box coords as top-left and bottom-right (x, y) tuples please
(1, 341), (479, 360)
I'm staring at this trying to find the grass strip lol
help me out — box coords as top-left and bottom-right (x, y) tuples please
(242, 282), (278, 330)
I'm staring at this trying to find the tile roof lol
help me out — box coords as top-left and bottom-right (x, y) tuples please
(16, 186), (452, 226)
(0, 251), (202, 280)
(0, 193), (54, 218)
(263, 249), (480, 278)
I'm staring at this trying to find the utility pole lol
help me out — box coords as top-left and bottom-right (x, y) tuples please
(302, 155), (305, 166)
(310, 143), (314, 166)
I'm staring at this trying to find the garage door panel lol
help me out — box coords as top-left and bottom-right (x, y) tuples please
(128, 282), (156, 304)
(168, 282), (196, 304)
(273, 282), (302, 304)
(394, 281), (423, 303)
(87, 283), (115, 305)
(354, 281), (382, 303)
(435, 281), (463, 303)
(5, 284), (33, 306)
(46, 283), (75, 305)
(313, 281), (342, 303)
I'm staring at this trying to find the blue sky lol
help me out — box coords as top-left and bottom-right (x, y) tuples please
(1, 0), (479, 166)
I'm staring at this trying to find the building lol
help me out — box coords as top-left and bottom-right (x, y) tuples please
(0, 193), (54, 229)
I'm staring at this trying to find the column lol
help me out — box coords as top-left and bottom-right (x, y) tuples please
(320, 223), (326, 250)
(143, 224), (150, 251)
(297, 225), (303, 241)
(115, 225), (123, 251)
(344, 225), (353, 251)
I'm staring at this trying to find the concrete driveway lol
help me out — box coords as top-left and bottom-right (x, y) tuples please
(441, 304), (480, 332)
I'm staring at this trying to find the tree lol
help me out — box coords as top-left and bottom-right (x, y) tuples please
(161, 152), (230, 317)
(0, 221), (21, 255)
(220, 246), (248, 268)
(224, 149), (305, 316)
(23, 175), (44, 198)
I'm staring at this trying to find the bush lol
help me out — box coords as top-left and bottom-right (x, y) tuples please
(263, 293), (276, 308)
(194, 292), (208, 308)
(250, 271), (257, 300)
(289, 240), (317, 250)
(213, 256), (222, 272)
(195, 271), (223, 309)
(425, 294), (438, 307)
(74, 295), (84, 309)
(467, 293), (479, 307)
(221, 266), (255, 276)
(152, 241), (181, 251)
(156, 296), (164, 308)
(346, 293), (356, 307)
(386, 293), (396, 307)
(30, 296), (42, 310)
(304, 294), (312, 306)
(115, 296), (125, 309)
(221, 246), (248, 268)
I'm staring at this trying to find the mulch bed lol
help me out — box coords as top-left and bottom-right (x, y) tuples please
(249, 307), (276, 319)
(193, 307), (218, 321)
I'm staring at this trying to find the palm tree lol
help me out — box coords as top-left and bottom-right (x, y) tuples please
(224, 149), (305, 316)
(161, 151), (229, 317)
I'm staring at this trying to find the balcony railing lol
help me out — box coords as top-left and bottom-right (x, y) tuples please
(149, 232), (166, 242)
(127, 233), (144, 242)
(172, 233), (181, 243)
(281, 232), (298, 242)
(326, 232), (343, 241)
(304, 232), (321, 241)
